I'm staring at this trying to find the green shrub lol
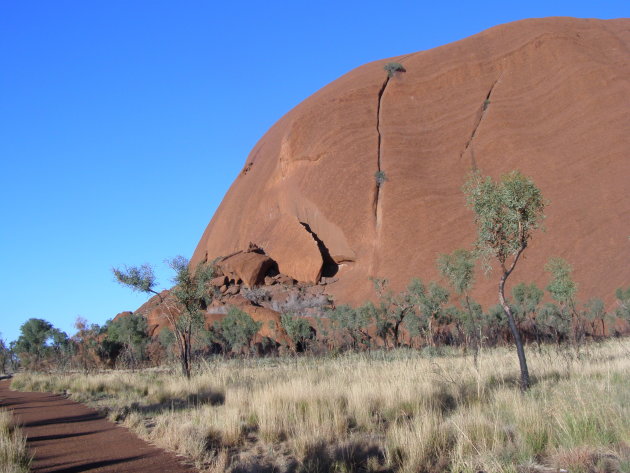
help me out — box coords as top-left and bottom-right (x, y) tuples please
(280, 314), (313, 351)
(383, 62), (406, 78)
(215, 307), (262, 352)
(374, 170), (388, 187)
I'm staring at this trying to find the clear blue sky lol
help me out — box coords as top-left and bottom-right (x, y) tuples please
(1, 1), (627, 342)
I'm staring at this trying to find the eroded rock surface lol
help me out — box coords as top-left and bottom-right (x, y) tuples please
(191, 18), (630, 308)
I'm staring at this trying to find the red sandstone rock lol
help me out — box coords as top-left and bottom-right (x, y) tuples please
(190, 18), (630, 308)
(211, 276), (228, 287)
(217, 251), (274, 288)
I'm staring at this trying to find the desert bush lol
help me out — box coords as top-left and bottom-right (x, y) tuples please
(280, 313), (313, 352)
(374, 170), (388, 187)
(214, 307), (261, 353)
(383, 62), (406, 77)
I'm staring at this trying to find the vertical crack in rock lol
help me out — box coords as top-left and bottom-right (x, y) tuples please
(460, 77), (500, 170)
(300, 222), (339, 278)
(374, 75), (390, 227)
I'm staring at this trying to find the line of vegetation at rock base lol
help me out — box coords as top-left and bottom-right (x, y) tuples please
(10, 341), (630, 473)
(0, 409), (30, 473)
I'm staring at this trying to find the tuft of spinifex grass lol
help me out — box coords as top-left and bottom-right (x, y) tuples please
(0, 409), (31, 473)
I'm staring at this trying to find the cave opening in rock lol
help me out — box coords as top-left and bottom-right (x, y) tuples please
(299, 222), (339, 278)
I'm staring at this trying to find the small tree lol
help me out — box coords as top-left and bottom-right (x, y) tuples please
(0, 336), (8, 374)
(437, 249), (481, 359)
(165, 256), (217, 376)
(72, 317), (102, 372)
(383, 62), (406, 77)
(615, 287), (630, 322)
(13, 318), (69, 369)
(408, 279), (450, 347)
(329, 305), (371, 350)
(370, 278), (419, 348)
(583, 298), (606, 338)
(537, 302), (569, 345)
(545, 258), (583, 348)
(105, 313), (149, 369)
(464, 170), (546, 390)
(113, 257), (216, 378)
(216, 307), (262, 353)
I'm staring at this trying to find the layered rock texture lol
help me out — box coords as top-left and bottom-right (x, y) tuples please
(192, 18), (630, 308)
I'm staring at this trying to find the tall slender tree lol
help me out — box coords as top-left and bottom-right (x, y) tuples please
(464, 170), (546, 391)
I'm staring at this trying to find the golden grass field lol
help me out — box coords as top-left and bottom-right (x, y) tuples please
(0, 409), (30, 473)
(12, 340), (630, 473)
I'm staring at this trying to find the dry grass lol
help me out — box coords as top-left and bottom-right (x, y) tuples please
(12, 340), (630, 473)
(0, 409), (30, 473)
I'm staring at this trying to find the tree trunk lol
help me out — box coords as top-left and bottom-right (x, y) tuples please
(499, 273), (530, 391)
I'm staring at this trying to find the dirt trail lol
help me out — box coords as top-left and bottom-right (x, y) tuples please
(0, 379), (196, 473)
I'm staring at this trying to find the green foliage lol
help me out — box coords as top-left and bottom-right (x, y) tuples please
(105, 313), (149, 364)
(14, 319), (70, 367)
(216, 307), (262, 352)
(464, 170), (546, 269)
(113, 256), (218, 377)
(481, 304), (508, 342)
(112, 264), (158, 296)
(158, 327), (175, 348)
(0, 336), (10, 374)
(374, 170), (388, 187)
(545, 258), (577, 305)
(405, 278), (450, 346)
(512, 282), (543, 322)
(167, 257), (216, 331)
(457, 299), (484, 338)
(329, 304), (371, 348)
(437, 249), (475, 296)
(369, 278), (421, 347)
(583, 298), (605, 323)
(14, 319), (53, 356)
(411, 280), (450, 321)
(615, 287), (630, 321)
(280, 313), (313, 350)
(383, 62), (406, 77)
(537, 303), (570, 343)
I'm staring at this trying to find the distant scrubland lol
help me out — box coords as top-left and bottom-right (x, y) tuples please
(13, 340), (630, 473)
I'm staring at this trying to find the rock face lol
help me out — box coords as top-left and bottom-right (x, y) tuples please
(217, 249), (275, 288)
(192, 18), (630, 308)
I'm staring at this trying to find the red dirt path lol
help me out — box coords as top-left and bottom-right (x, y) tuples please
(0, 379), (196, 473)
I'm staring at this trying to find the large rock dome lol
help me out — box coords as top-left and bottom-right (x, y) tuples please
(191, 17), (630, 307)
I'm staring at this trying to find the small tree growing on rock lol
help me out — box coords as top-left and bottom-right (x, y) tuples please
(383, 62), (406, 77)
(464, 170), (546, 391)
